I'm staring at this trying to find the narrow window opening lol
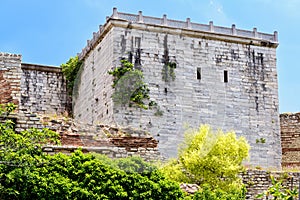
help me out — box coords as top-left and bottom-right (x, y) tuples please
(197, 68), (201, 80)
(164, 88), (168, 94)
(135, 37), (141, 48)
(224, 70), (228, 83)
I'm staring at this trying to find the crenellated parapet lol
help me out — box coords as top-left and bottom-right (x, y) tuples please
(78, 7), (278, 60)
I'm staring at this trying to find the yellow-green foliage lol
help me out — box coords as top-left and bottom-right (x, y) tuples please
(159, 159), (190, 183)
(162, 125), (250, 192)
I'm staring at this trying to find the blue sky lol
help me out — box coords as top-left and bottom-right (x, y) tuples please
(1, 0), (299, 113)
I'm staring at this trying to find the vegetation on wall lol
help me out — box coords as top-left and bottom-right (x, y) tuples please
(162, 61), (177, 82)
(61, 56), (83, 95)
(108, 59), (156, 109)
(161, 125), (250, 198)
(4, 101), (294, 199)
(256, 175), (299, 199)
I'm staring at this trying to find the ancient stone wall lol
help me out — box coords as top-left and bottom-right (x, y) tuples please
(76, 10), (281, 168)
(0, 53), (22, 105)
(20, 63), (68, 115)
(41, 119), (162, 162)
(0, 53), (69, 131)
(280, 113), (300, 167)
(242, 169), (300, 199)
(73, 28), (115, 125)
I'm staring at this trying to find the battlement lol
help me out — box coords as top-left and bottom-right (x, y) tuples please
(0, 52), (21, 58)
(78, 7), (278, 60)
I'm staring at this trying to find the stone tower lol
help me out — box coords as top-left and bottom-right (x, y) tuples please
(74, 8), (281, 168)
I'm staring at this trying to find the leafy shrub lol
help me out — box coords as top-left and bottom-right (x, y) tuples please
(161, 125), (250, 194)
(191, 184), (246, 200)
(0, 104), (183, 199)
(256, 175), (298, 200)
(1, 151), (184, 199)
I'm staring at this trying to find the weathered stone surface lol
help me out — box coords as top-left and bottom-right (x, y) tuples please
(180, 183), (199, 194)
(242, 169), (300, 200)
(74, 9), (281, 168)
(20, 63), (69, 115)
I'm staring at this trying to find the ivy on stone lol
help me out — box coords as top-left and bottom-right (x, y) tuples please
(162, 62), (176, 82)
(108, 60), (154, 109)
(61, 56), (83, 95)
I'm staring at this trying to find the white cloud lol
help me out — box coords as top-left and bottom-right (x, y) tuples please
(254, 0), (300, 18)
(206, 0), (232, 26)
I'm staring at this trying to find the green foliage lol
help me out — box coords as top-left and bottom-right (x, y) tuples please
(61, 56), (83, 94)
(108, 59), (134, 87)
(108, 59), (155, 109)
(190, 184), (246, 200)
(0, 104), (61, 198)
(92, 154), (157, 174)
(256, 137), (266, 144)
(162, 62), (176, 82)
(0, 104), (183, 199)
(256, 175), (299, 200)
(161, 125), (250, 194)
(1, 150), (184, 199)
(0, 103), (16, 116)
(160, 158), (190, 183)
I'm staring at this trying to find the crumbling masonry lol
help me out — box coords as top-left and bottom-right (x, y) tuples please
(2, 9), (300, 198)
(74, 8), (281, 168)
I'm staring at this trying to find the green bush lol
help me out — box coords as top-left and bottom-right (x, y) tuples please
(161, 124), (249, 197)
(256, 175), (298, 199)
(1, 151), (184, 199)
(0, 104), (183, 199)
(191, 184), (246, 200)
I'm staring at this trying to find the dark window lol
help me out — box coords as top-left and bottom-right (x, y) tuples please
(135, 37), (141, 48)
(197, 68), (201, 80)
(224, 70), (228, 83)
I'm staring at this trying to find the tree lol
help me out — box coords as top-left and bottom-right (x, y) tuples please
(161, 125), (250, 193)
(0, 103), (184, 199)
(0, 103), (60, 198)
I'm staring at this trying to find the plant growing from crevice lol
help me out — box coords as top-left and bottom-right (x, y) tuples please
(256, 137), (266, 144)
(162, 61), (177, 82)
(108, 59), (156, 110)
(61, 56), (83, 95)
(256, 175), (299, 199)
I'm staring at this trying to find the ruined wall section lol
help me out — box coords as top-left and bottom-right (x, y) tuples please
(110, 24), (280, 168)
(242, 169), (300, 199)
(73, 28), (115, 126)
(0, 53), (22, 105)
(280, 113), (300, 167)
(20, 63), (68, 115)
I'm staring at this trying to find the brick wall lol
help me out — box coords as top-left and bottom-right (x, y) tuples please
(280, 113), (300, 167)
(42, 121), (162, 162)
